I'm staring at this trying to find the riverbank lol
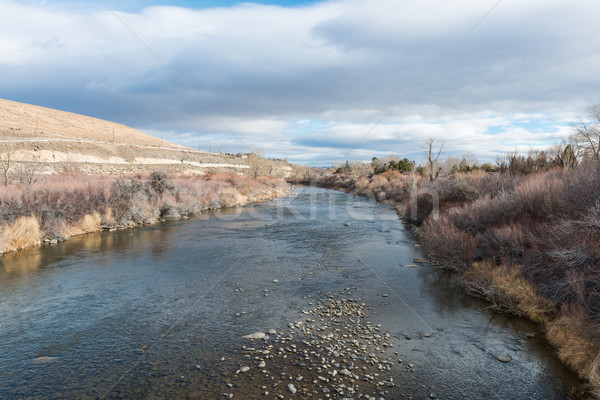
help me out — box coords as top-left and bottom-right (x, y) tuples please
(0, 171), (287, 255)
(314, 168), (600, 397)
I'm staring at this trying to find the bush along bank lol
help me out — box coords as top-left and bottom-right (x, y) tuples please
(316, 166), (600, 397)
(0, 171), (287, 255)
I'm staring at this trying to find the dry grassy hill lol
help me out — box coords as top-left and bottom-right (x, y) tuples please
(0, 98), (183, 147)
(0, 98), (291, 177)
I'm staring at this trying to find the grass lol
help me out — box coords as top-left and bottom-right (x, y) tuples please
(1, 214), (41, 252)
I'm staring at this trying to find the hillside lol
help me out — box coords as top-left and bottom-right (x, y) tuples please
(0, 98), (291, 176)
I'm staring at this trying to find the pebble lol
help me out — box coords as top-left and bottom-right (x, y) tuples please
(33, 356), (57, 364)
(227, 290), (403, 399)
(497, 355), (512, 363)
(242, 332), (266, 340)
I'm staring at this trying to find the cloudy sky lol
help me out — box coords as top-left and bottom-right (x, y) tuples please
(2, 0), (600, 165)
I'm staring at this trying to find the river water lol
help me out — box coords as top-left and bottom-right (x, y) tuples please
(0, 187), (586, 399)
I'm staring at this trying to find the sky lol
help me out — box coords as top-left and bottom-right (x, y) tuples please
(2, 0), (600, 166)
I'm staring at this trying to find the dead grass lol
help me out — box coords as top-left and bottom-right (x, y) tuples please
(462, 262), (554, 322)
(547, 312), (600, 387)
(591, 354), (600, 398)
(103, 207), (115, 225)
(1, 214), (41, 251)
(63, 211), (102, 237)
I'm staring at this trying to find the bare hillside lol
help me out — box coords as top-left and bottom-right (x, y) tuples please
(0, 98), (291, 177)
(0, 98), (183, 148)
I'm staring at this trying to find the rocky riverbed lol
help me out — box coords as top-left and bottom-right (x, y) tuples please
(222, 287), (436, 399)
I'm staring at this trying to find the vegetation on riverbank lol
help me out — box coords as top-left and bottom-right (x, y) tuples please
(0, 171), (286, 254)
(314, 159), (600, 396)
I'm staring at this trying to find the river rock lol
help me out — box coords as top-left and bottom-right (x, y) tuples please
(268, 329), (277, 335)
(33, 356), (57, 364)
(240, 366), (250, 373)
(497, 355), (512, 363)
(287, 383), (297, 394)
(413, 257), (427, 263)
(242, 332), (266, 339)
(404, 264), (418, 268)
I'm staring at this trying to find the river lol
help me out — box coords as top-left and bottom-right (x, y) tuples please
(0, 187), (586, 399)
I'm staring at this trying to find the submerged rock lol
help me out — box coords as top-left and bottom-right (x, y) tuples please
(33, 356), (57, 364)
(497, 355), (512, 363)
(242, 332), (266, 340)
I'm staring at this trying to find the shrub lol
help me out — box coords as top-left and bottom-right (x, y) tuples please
(0, 172), (285, 253)
(420, 215), (478, 269)
(148, 170), (174, 196)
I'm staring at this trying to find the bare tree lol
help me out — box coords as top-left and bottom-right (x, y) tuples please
(549, 142), (579, 169)
(15, 162), (44, 186)
(422, 137), (444, 181)
(248, 151), (267, 178)
(0, 142), (14, 185)
(571, 104), (600, 162)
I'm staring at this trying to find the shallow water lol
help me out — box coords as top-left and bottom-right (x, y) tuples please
(0, 187), (586, 399)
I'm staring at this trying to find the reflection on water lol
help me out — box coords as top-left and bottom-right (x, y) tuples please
(1, 247), (43, 277)
(0, 187), (588, 399)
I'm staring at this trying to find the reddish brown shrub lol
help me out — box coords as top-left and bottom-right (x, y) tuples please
(420, 215), (478, 270)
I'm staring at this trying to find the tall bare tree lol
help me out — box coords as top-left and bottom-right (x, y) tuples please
(0, 142), (14, 185)
(571, 104), (600, 162)
(422, 137), (444, 181)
